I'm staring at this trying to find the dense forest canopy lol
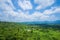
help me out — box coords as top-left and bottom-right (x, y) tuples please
(0, 22), (60, 40)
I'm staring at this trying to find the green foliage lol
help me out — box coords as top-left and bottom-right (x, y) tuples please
(0, 22), (60, 40)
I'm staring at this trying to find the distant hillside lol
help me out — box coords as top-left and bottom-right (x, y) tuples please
(0, 20), (60, 24)
(21, 20), (60, 24)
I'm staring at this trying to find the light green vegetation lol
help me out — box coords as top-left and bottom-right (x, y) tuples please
(0, 22), (60, 40)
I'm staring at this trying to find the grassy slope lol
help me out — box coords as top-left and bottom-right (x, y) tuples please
(0, 22), (60, 40)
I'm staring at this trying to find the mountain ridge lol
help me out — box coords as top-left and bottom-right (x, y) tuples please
(21, 20), (60, 24)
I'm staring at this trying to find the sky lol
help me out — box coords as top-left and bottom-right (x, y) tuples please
(0, 0), (60, 22)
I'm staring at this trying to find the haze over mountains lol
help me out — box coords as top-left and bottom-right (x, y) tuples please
(0, 20), (60, 24)
(21, 20), (60, 24)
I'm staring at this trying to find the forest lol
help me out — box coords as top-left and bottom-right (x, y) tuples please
(0, 21), (60, 40)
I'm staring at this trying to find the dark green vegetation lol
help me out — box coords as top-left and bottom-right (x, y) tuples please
(0, 22), (60, 40)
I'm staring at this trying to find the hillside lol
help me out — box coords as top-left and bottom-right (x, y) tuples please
(0, 22), (60, 40)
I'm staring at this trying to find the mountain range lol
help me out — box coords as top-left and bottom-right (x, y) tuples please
(21, 20), (60, 24)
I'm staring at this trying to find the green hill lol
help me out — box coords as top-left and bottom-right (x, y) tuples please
(0, 22), (60, 40)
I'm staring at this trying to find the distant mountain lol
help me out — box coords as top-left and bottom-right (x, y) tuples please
(48, 20), (60, 24)
(21, 20), (60, 24)
(0, 20), (60, 24)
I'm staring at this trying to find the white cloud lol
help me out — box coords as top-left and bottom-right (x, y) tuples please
(30, 7), (60, 21)
(43, 7), (54, 15)
(43, 7), (60, 15)
(18, 0), (32, 10)
(0, 0), (60, 22)
(0, 0), (16, 17)
(53, 7), (60, 13)
(0, 0), (15, 9)
(35, 0), (55, 10)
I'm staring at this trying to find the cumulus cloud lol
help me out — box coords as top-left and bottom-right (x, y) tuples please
(18, 0), (32, 10)
(0, 0), (16, 16)
(43, 7), (60, 15)
(0, 0), (60, 22)
(35, 0), (55, 10)
(53, 7), (60, 13)
(29, 7), (60, 21)
(0, 0), (32, 22)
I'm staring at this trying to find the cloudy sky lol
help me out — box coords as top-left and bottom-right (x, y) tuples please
(0, 0), (60, 22)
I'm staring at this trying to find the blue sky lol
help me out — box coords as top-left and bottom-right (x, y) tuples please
(0, 0), (60, 22)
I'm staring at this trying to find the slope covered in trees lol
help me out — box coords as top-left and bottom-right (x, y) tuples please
(0, 22), (60, 40)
